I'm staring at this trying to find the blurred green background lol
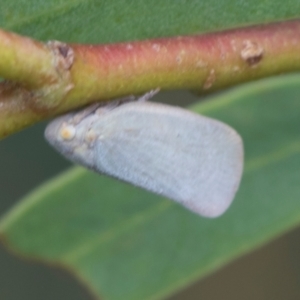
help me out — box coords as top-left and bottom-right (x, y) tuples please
(2, 0), (300, 297)
(1, 91), (300, 300)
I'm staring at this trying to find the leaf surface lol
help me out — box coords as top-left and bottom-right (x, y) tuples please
(1, 73), (300, 299)
(1, 0), (300, 42)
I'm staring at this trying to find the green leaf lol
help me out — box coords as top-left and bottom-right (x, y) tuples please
(1, 73), (300, 300)
(2, 0), (300, 298)
(1, 0), (300, 43)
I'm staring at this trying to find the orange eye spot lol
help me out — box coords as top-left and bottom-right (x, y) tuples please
(59, 124), (76, 140)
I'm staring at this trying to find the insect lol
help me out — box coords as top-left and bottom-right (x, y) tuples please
(45, 91), (243, 218)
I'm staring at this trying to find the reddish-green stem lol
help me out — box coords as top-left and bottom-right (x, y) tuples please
(1, 20), (300, 138)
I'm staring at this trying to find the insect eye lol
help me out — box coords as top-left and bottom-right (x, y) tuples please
(59, 124), (76, 140)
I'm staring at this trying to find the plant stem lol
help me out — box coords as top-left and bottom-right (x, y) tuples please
(1, 20), (300, 138)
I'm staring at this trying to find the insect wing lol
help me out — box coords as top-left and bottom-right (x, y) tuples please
(90, 102), (243, 217)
